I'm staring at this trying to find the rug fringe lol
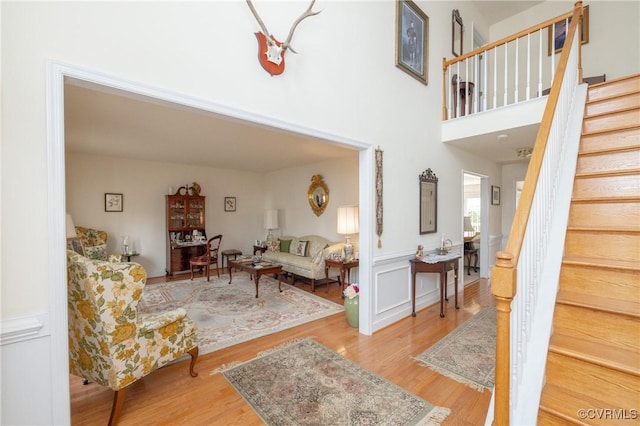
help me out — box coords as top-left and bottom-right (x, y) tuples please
(256, 336), (315, 358)
(210, 361), (243, 375)
(210, 336), (316, 375)
(412, 358), (491, 392)
(417, 406), (451, 425)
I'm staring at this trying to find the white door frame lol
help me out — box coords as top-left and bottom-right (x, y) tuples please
(47, 60), (374, 424)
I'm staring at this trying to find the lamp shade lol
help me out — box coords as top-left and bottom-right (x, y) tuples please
(464, 216), (474, 233)
(337, 206), (359, 235)
(264, 209), (279, 230)
(66, 214), (78, 238)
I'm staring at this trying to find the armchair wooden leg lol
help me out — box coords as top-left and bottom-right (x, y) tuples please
(188, 346), (199, 377)
(108, 388), (126, 426)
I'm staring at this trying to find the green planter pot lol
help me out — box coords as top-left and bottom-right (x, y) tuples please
(344, 295), (359, 328)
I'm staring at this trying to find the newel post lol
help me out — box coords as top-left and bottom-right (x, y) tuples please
(491, 251), (517, 425)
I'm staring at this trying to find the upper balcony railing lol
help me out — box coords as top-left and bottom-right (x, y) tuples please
(442, 4), (584, 121)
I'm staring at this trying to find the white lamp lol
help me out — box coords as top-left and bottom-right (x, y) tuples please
(66, 214), (78, 238)
(337, 206), (359, 261)
(464, 216), (475, 238)
(264, 209), (279, 242)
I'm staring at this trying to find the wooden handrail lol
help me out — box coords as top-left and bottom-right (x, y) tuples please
(443, 9), (575, 69)
(490, 2), (584, 425)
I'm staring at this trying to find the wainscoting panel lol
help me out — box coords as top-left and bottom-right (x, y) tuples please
(372, 253), (458, 332)
(1, 313), (55, 425)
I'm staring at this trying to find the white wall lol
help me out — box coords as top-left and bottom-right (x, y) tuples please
(265, 155), (359, 241)
(66, 152), (360, 278)
(3, 1), (587, 423)
(500, 162), (530, 248)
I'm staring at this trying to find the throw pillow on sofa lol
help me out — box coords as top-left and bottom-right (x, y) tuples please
(291, 240), (309, 257)
(266, 240), (280, 252)
(279, 239), (292, 253)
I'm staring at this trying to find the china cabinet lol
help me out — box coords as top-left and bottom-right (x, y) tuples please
(166, 194), (207, 275)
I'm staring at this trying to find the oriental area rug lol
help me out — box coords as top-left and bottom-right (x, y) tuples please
(213, 338), (451, 425)
(413, 306), (496, 392)
(138, 272), (343, 355)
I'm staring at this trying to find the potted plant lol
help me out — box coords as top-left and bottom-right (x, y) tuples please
(343, 283), (359, 328)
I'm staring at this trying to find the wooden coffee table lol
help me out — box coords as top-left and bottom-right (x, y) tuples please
(228, 259), (283, 298)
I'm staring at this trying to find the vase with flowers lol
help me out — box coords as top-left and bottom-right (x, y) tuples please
(343, 283), (359, 328)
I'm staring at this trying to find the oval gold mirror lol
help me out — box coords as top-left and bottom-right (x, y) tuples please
(308, 174), (329, 216)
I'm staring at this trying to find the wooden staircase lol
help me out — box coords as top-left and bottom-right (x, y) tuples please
(538, 75), (640, 424)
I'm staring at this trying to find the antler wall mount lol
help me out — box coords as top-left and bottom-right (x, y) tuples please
(246, 0), (321, 76)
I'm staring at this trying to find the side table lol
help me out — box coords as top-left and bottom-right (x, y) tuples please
(221, 249), (242, 268)
(253, 245), (267, 255)
(410, 256), (460, 318)
(325, 258), (359, 297)
(123, 252), (139, 262)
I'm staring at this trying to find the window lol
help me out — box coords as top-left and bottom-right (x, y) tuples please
(465, 197), (481, 232)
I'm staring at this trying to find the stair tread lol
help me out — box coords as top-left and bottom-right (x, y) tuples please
(550, 332), (640, 375)
(557, 289), (640, 318)
(574, 167), (640, 178)
(542, 354), (640, 408)
(563, 255), (640, 271)
(540, 383), (638, 423)
(567, 225), (640, 233)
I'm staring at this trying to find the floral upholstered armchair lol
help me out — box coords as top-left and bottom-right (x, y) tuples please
(66, 250), (199, 425)
(75, 226), (122, 262)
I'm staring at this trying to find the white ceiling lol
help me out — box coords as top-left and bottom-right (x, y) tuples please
(64, 1), (543, 171)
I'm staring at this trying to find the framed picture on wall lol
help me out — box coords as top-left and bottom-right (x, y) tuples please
(395, 0), (429, 85)
(105, 193), (123, 212)
(491, 185), (501, 205)
(67, 237), (85, 256)
(548, 5), (589, 55)
(224, 196), (236, 212)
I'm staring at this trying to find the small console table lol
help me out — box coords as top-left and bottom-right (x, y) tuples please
(410, 255), (461, 318)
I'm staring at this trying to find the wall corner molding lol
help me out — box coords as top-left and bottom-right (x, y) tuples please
(0, 313), (49, 345)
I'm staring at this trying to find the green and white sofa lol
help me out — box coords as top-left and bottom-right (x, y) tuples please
(261, 234), (347, 292)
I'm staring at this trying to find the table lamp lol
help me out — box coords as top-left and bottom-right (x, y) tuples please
(264, 209), (279, 242)
(464, 216), (475, 238)
(337, 205), (359, 261)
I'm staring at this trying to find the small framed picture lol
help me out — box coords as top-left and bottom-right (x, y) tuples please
(224, 196), (236, 212)
(67, 237), (85, 256)
(491, 186), (501, 206)
(105, 193), (123, 212)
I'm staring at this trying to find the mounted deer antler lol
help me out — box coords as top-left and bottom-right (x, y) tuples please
(246, 0), (321, 76)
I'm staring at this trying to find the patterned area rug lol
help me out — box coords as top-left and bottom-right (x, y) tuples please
(413, 306), (496, 392)
(138, 273), (343, 354)
(214, 338), (451, 425)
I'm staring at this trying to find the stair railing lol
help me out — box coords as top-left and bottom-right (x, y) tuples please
(489, 3), (586, 425)
(442, 3), (580, 120)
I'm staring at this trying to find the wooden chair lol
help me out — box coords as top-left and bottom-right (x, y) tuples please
(190, 234), (223, 281)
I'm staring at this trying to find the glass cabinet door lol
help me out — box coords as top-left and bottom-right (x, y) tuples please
(169, 197), (185, 229)
(187, 198), (204, 228)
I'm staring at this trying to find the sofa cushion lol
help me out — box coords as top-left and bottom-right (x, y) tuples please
(85, 243), (108, 260)
(291, 240), (309, 257)
(266, 240), (280, 252)
(279, 239), (292, 253)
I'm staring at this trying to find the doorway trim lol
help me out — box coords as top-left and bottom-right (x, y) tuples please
(462, 170), (489, 279)
(47, 60), (374, 423)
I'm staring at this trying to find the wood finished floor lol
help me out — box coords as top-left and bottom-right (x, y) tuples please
(70, 272), (495, 425)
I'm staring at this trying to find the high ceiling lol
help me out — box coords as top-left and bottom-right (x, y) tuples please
(64, 1), (543, 170)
